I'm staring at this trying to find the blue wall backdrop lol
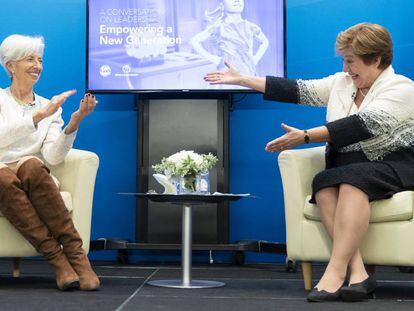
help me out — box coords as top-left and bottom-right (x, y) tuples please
(0, 0), (413, 263)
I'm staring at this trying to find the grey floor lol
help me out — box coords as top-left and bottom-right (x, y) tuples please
(0, 259), (414, 310)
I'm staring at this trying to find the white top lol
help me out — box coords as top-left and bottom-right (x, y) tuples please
(0, 87), (77, 165)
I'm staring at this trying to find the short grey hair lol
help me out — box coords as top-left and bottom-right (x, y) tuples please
(0, 34), (45, 77)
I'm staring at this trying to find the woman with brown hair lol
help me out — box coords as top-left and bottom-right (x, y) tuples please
(205, 23), (414, 302)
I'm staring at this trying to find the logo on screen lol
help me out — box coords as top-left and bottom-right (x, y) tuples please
(99, 65), (111, 77)
(122, 64), (131, 74)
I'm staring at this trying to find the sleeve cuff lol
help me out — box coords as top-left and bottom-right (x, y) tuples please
(62, 129), (77, 149)
(263, 76), (298, 103)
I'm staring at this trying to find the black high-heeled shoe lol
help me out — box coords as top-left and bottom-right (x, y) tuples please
(307, 286), (342, 302)
(340, 276), (377, 302)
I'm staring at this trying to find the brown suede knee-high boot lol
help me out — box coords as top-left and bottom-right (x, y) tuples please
(0, 167), (79, 290)
(17, 159), (100, 291)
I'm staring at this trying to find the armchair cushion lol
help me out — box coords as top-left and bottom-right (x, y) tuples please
(304, 191), (414, 223)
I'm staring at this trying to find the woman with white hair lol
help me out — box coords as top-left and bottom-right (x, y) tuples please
(0, 34), (99, 291)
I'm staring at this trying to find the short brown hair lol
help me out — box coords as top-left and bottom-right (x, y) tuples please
(336, 23), (393, 69)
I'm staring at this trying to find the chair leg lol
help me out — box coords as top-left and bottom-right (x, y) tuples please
(13, 257), (21, 278)
(302, 261), (313, 290)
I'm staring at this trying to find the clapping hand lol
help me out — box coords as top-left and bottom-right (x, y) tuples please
(71, 93), (97, 122)
(204, 61), (242, 85)
(265, 123), (305, 152)
(42, 89), (77, 118)
(64, 93), (97, 134)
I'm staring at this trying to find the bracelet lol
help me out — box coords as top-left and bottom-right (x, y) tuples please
(304, 130), (310, 144)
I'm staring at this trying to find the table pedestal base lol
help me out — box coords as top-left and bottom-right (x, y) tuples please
(148, 279), (225, 289)
(147, 204), (225, 289)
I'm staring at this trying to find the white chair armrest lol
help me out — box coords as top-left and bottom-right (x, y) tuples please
(49, 149), (99, 252)
(277, 146), (325, 258)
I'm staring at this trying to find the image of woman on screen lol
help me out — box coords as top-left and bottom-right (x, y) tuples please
(0, 34), (100, 291)
(205, 23), (414, 302)
(190, 0), (269, 76)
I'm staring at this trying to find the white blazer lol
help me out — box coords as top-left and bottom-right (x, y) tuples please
(297, 66), (414, 161)
(298, 66), (414, 120)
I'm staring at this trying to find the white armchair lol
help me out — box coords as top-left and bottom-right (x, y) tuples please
(0, 149), (99, 277)
(278, 146), (414, 290)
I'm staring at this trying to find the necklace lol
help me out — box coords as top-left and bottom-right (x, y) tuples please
(359, 88), (368, 97)
(9, 88), (35, 106)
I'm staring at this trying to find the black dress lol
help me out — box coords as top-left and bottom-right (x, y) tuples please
(309, 147), (414, 203)
(308, 115), (414, 203)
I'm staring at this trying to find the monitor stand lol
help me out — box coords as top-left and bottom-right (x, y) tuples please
(90, 93), (287, 267)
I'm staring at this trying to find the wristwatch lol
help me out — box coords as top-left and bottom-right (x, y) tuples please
(304, 130), (310, 144)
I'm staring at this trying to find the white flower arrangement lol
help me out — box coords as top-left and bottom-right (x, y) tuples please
(152, 150), (218, 192)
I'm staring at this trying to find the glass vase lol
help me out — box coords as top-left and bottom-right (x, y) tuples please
(179, 174), (197, 194)
(196, 172), (210, 194)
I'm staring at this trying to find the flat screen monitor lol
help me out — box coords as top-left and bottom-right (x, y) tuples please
(87, 0), (285, 93)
